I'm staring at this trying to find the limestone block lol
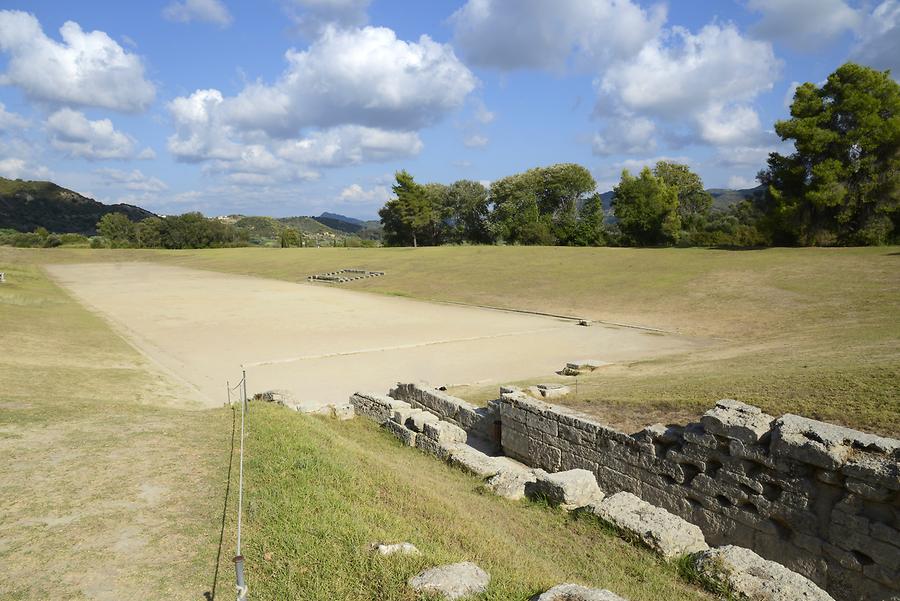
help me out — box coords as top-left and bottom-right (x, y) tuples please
(771, 414), (899, 471)
(533, 584), (628, 601)
(530, 383), (571, 399)
(408, 562), (490, 600)
(350, 392), (406, 423)
(589, 491), (708, 559)
(392, 404), (418, 426)
(525, 469), (604, 510)
(694, 545), (835, 601)
(330, 403), (355, 420)
(407, 409), (440, 432)
(448, 446), (504, 478)
(701, 399), (774, 444)
(384, 420), (416, 447)
(372, 542), (420, 556)
(416, 435), (455, 461)
(423, 420), (467, 445)
(486, 467), (539, 501)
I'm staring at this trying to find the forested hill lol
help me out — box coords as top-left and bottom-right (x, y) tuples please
(0, 177), (155, 235)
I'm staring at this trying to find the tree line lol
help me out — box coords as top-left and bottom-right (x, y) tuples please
(380, 63), (899, 248)
(95, 212), (250, 249)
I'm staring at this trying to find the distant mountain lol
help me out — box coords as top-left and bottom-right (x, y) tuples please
(312, 212), (383, 240)
(707, 185), (766, 210)
(0, 177), (155, 235)
(318, 211), (365, 226)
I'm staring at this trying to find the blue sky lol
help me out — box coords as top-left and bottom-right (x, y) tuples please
(0, 1), (897, 219)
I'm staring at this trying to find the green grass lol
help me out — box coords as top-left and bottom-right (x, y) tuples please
(11, 244), (897, 435)
(243, 403), (712, 601)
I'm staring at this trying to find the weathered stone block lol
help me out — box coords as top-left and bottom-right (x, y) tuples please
(408, 562), (490, 600)
(701, 399), (774, 444)
(525, 469), (603, 510)
(383, 419), (416, 447)
(423, 420), (467, 445)
(486, 466), (538, 501)
(532, 583), (627, 601)
(694, 545), (835, 601)
(589, 492), (708, 559)
(407, 409), (439, 432)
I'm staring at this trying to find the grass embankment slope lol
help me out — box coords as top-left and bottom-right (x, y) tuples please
(245, 403), (711, 601)
(24, 244), (896, 435)
(0, 249), (234, 600)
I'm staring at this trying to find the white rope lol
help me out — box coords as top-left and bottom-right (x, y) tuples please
(234, 372), (248, 601)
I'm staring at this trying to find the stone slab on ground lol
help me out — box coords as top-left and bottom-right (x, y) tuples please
(423, 420), (467, 445)
(694, 545), (835, 601)
(448, 445), (505, 478)
(530, 384), (571, 399)
(701, 399), (774, 444)
(533, 583), (628, 601)
(486, 466), (539, 500)
(588, 491), (708, 559)
(408, 561), (490, 600)
(372, 542), (420, 556)
(525, 469), (603, 510)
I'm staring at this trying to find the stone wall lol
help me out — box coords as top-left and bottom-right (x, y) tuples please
(389, 383), (500, 446)
(497, 392), (899, 601)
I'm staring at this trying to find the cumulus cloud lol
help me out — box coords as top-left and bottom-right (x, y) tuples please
(852, 0), (900, 74)
(0, 11), (155, 112)
(451, 0), (665, 71)
(598, 24), (780, 148)
(592, 116), (656, 156)
(728, 175), (757, 189)
(46, 108), (136, 160)
(163, 0), (233, 27)
(338, 183), (390, 204)
(0, 157), (49, 179)
(463, 133), (489, 148)
(748, 0), (860, 50)
(220, 26), (476, 136)
(0, 102), (28, 130)
(167, 26), (467, 182)
(95, 167), (168, 192)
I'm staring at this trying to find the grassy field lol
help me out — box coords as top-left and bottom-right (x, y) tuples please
(243, 403), (712, 601)
(0, 250), (237, 600)
(11, 244), (897, 435)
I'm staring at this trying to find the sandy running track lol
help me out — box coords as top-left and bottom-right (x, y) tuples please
(47, 263), (702, 408)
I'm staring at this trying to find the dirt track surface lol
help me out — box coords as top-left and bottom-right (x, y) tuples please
(47, 263), (702, 407)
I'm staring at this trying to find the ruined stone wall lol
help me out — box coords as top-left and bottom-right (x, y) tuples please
(389, 383), (500, 445)
(497, 392), (899, 601)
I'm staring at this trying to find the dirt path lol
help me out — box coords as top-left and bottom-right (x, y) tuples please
(47, 263), (706, 407)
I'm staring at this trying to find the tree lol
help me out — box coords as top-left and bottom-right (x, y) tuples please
(758, 62), (900, 245)
(379, 170), (435, 247)
(279, 227), (300, 248)
(444, 180), (492, 244)
(612, 167), (680, 246)
(572, 192), (607, 246)
(135, 217), (165, 248)
(653, 161), (712, 232)
(96, 212), (135, 247)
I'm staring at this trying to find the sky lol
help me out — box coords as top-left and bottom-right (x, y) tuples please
(0, 1), (897, 219)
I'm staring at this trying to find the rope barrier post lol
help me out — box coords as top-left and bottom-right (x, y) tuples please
(233, 368), (248, 601)
(227, 380), (231, 406)
(242, 368), (248, 413)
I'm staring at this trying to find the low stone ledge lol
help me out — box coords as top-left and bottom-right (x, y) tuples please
(533, 584), (627, 601)
(408, 562), (490, 600)
(384, 420), (416, 447)
(350, 392), (408, 424)
(701, 399), (774, 444)
(588, 491), (708, 560)
(694, 545), (835, 601)
(771, 414), (899, 472)
(486, 466), (539, 500)
(525, 469), (604, 510)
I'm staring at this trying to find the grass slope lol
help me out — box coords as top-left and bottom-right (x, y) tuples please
(0, 249), (233, 600)
(244, 403), (711, 601)
(24, 245), (894, 435)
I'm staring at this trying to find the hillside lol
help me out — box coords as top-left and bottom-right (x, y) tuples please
(0, 178), (154, 235)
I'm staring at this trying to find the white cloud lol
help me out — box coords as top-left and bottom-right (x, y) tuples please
(137, 147), (157, 160)
(593, 116), (656, 156)
(0, 157), (49, 179)
(852, 1), (900, 74)
(276, 125), (423, 166)
(46, 108), (136, 160)
(728, 175), (757, 189)
(163, 0), (233, 27)
(338, 183), (389, 203)
(451, 0), (665, 71)
(95, 167), (168, 192)
(473, 99), (495, 124)
(220, 25), (476, 136)
(0, 11), (155, 112)
(748, 0), (860, 50)
(598, 23), (780, 149)
(0, 102), (28, 130)
(594, 154), (691, 190)
(167, 25), (463, 182)
(463, 133), (489, 148)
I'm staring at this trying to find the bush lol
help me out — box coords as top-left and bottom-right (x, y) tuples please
(90, 236), (110, 249)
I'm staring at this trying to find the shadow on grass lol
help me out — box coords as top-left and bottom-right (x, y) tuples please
(204, 406), (237, 601)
